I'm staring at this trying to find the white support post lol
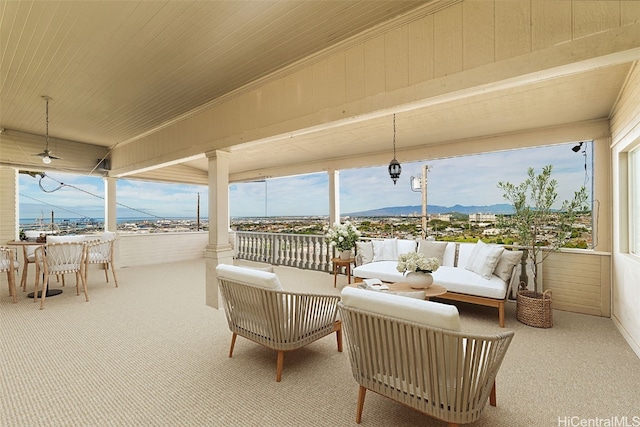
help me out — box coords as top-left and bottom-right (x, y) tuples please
(104, 177), (117, 232)
(204, 150), (234, 309)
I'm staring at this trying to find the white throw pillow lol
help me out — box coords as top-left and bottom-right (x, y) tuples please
(372, 239), (398, 262)
(417, 240), (448, 264)
(356, 241), (374, 265)
(465, 240), (504, 280)
(396, 239), (417, 256)
(493, 250), (524, 282)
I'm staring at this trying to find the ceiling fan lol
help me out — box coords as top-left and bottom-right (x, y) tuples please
(34, 96), (62, 164)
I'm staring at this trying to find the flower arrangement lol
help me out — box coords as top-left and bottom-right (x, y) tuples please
(324, 221), (361, 251)
(396, 252), (440, 274)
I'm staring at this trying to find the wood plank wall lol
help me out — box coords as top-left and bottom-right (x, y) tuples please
(543, 250), (611, 317)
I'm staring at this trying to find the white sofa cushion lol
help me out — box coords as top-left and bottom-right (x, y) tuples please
(463, 240), (504, 280)
(353, 261), (404, 283)
(396, 239), (417, 256)
(494, 250), (524, 282)
(341, 286), (461, 331)
(372, 239), (398, 262)
(216, 264), (283, 290)
(433, 266), (509, 299)
(356, 241), (374, 265)
(417, 240), (448, 263)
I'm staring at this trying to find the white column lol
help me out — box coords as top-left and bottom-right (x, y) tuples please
(204, 150), (234, 309)
(104, 177), (117, 232)
(328, 169), (340, 225)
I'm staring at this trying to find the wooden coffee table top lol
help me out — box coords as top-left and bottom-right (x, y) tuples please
(350, 282), (447, 300)
(388, 282), (447, 298)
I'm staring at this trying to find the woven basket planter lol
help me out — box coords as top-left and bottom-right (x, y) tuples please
(516, 290), (553, 328)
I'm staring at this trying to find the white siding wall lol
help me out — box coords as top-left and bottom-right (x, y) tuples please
(610, 62), (640, 358)
(0, 167), (18, 244)
(117, 232), (208, 268)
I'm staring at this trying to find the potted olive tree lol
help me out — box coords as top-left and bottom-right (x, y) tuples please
(498, 165), (588, 328)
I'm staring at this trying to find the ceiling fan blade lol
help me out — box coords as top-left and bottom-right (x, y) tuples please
(33, 149), (62, 160)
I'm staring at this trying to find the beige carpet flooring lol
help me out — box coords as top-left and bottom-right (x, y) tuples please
(1, 259), (639, 427)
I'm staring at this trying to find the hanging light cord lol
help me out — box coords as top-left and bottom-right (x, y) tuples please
(44, 97), (50, 151)
(393, 114), (397, 159)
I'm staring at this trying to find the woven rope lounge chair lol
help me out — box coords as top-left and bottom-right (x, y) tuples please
(339, 287), (514, 426)
(216, 264), (342, 382)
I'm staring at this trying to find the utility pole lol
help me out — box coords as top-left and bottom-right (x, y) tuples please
(411, 164), (432, 239)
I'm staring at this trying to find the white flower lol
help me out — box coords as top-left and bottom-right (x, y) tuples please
(324, 221), (361, 251)
(396, 252), (439, 273)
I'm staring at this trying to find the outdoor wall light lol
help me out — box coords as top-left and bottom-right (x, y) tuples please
(388, 114), (401, 185)
(572, 142), (584, 153)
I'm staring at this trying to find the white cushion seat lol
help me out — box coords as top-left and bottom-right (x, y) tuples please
(433, 266), (509, 299)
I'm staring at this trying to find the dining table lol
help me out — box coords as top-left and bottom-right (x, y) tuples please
(5, 240), (63, 298)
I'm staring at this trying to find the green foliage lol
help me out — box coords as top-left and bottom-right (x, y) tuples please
(498, 165), (588, 294)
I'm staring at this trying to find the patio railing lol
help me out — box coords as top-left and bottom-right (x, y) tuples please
(234, 231), (334, 272)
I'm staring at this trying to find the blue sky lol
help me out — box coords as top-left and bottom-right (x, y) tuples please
(18, 142), (592, 220)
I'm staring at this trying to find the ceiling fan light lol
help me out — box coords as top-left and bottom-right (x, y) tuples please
(42, 155), (52, 164)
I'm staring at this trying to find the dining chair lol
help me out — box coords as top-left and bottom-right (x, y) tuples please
(34, 241), (88, 310)
(46, 235), (88, 287)
(85, 231), (118, 287)
(0, 247), (19, 303)
(19, 244), (39, 292)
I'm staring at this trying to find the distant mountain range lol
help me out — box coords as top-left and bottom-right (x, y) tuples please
(347, 203), (515, 217)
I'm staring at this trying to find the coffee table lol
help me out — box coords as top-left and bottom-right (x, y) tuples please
(388, 282), (447, 300)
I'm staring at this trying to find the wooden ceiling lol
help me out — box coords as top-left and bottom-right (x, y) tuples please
(0, 0), (425, 146)
(1, 0), (638, 183)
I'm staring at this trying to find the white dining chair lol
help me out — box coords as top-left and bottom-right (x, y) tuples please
(85, 231), (118, 287)
(34, 242), (88, 310)
(0, 247), (19, 303)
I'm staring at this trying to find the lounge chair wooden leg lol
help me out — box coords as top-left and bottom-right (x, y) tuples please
(104, 263), (109, 282)
(356, 386), (366, 424)
(276, 351), (284, 382)
(335, 320), (343, 352)
(498, 302), (505, 328)
(228, 333), (237, 357)
(490, 380), (497, 406)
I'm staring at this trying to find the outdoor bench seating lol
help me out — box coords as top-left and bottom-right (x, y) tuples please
(352, 239), (525, 327)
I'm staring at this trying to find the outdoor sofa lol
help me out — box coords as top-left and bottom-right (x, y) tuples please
(352, 239), (525, 327)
